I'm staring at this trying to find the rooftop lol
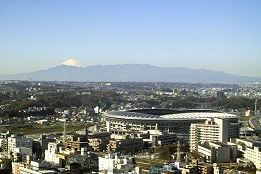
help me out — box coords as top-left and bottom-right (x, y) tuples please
(105, 109), (239, 121)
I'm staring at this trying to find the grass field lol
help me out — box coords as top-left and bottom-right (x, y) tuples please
(0, 121), (88, 135)
(135, 157), (169, 170)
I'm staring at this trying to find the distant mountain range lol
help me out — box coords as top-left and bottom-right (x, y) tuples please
(1, 64), (261, 83)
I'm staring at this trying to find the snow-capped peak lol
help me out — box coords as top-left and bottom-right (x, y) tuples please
(62, 59), (82, 67)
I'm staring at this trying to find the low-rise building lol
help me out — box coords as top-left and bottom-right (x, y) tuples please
(12, 162), (24, 174)
(98, 153), (141, 174)
(213, 163), (223, 174)
(184, 160), (224, 174)
(18, 161), (57, 174)
(13, 147), (32, 162)
(65, 134), (88, 152)
(36, 119), (49, 125)
(239, 127), (256, 138)
(198, 142), (230, 163)
(182, 165), (198, 174)
(107, 136), (143, 153)
(89, 138), (109, 152)
(88, 131), (111, 139)
(142, 130), (177, 146)
(229, 138), (261, 170)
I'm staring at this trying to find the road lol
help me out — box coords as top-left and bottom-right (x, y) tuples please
(249, 116), (261, 131)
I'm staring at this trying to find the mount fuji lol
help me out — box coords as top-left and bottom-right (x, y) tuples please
(0, 59), (260, 83)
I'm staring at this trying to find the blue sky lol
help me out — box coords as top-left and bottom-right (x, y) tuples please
(1, 0), (261, 76)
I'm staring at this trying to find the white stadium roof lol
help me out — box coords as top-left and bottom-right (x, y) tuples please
(161, 112), (237, 120)
(105, 109), (239, 121)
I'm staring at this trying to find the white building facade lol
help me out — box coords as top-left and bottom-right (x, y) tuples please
(7, 136), (33, 153)
(198, 142), (230, 163)
(190, 118), (238, 152)
(229, 138), (261, 170)
(99, 153), (141, 174)
(44, 142), (63, 165)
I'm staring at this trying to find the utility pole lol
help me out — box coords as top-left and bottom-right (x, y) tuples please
(254, 100), (258, 116)
(176, 141), (181, 162)
(63, 121), (66, 145)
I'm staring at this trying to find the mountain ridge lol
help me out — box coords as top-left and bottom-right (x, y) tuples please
(0, 64), (260, 83)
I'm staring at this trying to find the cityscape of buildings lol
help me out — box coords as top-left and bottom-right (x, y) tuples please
(0, 80), (260, 174)
(1, 0), (261, 173)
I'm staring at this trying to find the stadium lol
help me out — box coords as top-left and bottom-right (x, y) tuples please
(102, 109), (239, 138)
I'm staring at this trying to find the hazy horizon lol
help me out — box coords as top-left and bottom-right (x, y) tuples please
(1, 1), (261, 76)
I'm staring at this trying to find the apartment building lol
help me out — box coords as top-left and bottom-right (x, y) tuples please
(7, 136), (33, 153)
(0, 131), (23, 152)
(190, 118), (238, 152)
